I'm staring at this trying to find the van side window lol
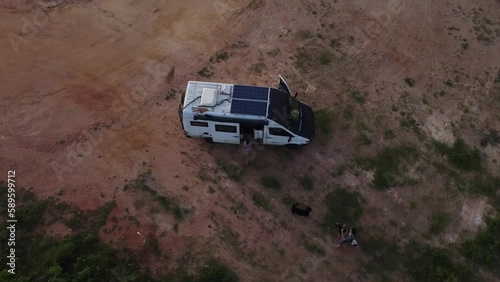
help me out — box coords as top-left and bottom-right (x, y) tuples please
(269, 127), (292, 137)
(190, 121), (208, 127)
(215, 124), (237, 133)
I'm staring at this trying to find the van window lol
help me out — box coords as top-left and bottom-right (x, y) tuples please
(215, 124), (237, 133)
(190, 121), (208, 127)
(269, 127), (292, 137)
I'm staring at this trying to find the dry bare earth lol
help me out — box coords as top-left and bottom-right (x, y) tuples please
(1, 0), (499, 281)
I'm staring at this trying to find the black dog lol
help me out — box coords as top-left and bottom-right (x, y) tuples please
(291, 203), (312, 216)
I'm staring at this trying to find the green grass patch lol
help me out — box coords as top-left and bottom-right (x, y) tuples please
(315, 109), (336, 135)
(461, 216), (500, 274)
(428, 211), (452, 235)
(252, 192), (271, 212)
(298, 176), (314, 191)
(360, 235), (402, 280)
(357, 145), (419, 189)
(405, 244), (473, 282)
(196, 259), (239, 282)
(319, 52), (331, 65)
(469, 175), (500, 206)
(259, 176), (281, 191)
(323, 188), (364, 230)
(14, 190), (49, 231)
(433, 138), (482, 171)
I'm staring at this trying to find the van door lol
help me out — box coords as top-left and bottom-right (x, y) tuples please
(265, 126), (293, 145)
(211, 123), (240, 144)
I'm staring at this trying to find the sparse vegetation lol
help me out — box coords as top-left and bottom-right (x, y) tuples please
(357, 145), (419, 189)
(198, 67), (214, 78)
(298, 176), (314, 191)
(302, 240), (325, 256)
(260, 176), (281, 190)
(315, 109), (336, 135)
(356, 122), (373, 145)
(220, 162), (243, 181)
(384, 129), (395, 139)
(249, 62), (266, 74)
(319, 52), (331, 65)
(330, 38), (342, 48)
(281, 194), (297, 207)
(123, 171), (191, 220)
(165, 88), (177, 100)
(266, 48), (281, 57)
(294, 30), (314, 40)
(404, 77), (415, 87)
(252, 192), (271, 212)
(480, 129), (500, 147)
(331, 164), (347, 177)
(350, 90), (367, 104)
(230, 41), (249, 48)
(210, 51), (229, 63)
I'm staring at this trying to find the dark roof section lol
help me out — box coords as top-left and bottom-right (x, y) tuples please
(267, 88), (290, 127)
(298, 102), (315, 139)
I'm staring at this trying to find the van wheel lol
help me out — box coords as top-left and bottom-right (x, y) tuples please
(204, 137), (214, 144)
(285, 144), (301, 149)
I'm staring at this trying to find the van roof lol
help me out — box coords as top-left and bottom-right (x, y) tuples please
(184, 81), (287, 119)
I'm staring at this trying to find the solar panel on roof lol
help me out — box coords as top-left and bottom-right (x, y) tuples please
(233, 85), (269, 101)
(230, 99), (267, 116)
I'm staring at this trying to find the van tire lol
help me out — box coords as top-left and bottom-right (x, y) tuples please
(285, 144), (301, 149)
(204, 137), (214, 144)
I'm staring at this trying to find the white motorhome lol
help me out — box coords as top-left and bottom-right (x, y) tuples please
(179, 76), (315, 148)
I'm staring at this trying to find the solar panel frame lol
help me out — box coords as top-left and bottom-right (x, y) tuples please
(230, 99), (268, 116)
(233, 85), (269, 101)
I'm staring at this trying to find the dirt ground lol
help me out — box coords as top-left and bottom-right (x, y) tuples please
(1, 0), (500, 281)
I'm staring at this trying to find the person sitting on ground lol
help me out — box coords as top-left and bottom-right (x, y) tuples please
(336, 223), (357, 248)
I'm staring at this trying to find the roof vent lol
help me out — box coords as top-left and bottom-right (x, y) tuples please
(200, 88), (218, 107)
(220, 84), (232, 95)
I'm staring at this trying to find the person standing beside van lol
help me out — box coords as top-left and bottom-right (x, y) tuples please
(242, 136), (253, 165)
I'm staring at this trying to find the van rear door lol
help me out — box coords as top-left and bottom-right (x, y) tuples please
(211, 123), (240, 144)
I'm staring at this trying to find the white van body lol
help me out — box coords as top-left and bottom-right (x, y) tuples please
(178, 76), (315, 147)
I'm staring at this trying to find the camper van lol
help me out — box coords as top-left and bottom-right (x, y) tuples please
(179, 76), (315, 148)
